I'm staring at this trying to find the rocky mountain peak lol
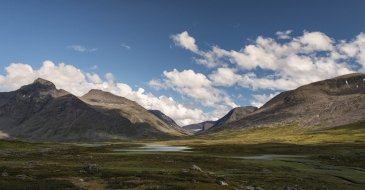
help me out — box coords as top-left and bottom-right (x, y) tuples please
(33, 78), (56, 88)
(17, 78), (57, 95)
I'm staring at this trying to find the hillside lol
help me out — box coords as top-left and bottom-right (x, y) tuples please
(208, 73), (365, 132)
(211, 106), (258, 129)
(183, 121), (216, 133)
(0, 79), (184, 141)
(148, 110), (190, 134)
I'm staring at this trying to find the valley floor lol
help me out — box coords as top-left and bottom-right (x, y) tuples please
(0, 122), (364, 190)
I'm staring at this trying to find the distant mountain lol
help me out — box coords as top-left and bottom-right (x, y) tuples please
(183, 121), (216, 133)
(0, 79), (185, 141)
(212, 106), (258, 129)
(2, 73), (364, 141)
(148, 110), (190, 134)
(208, 73), (365, 132)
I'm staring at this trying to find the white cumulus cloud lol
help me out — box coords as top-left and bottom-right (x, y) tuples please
(297, 31), (333, 52)
(171, 31), (199, 53)
(151, 69), (237, 108)
(208, 67), (241, 86)
(171, 30), (363, 92)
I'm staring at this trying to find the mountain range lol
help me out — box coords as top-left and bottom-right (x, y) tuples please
(0, 78), (184, 141)
(0, 73), (364, 141)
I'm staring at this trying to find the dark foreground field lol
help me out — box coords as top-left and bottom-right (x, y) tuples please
(0, 123), (364, 190)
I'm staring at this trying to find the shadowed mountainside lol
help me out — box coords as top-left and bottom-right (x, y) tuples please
(148, 110), (190, 135)
(212, 106), (258, 129)
(81, 89), (183, 136)
(183, 121), (216, 133)
(1, 73), (364, 141)
(0, 79), (184, 141)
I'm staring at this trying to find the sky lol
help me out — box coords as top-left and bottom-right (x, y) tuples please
(1, 0), (365, 125)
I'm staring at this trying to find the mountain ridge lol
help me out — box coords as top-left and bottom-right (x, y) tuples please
(1, 73), (364, 141)
(183, 121), (216, 133)
(148, 110), (190, 135)
(207, 73), (365, 132)
(211, 106), (258, 130)
(80, 89), (183, 135)
(0, 78), (185, 141)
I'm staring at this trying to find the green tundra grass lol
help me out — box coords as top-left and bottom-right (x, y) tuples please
(0, 122), (364, 190)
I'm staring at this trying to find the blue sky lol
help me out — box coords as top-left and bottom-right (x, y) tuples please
(1, 0), (365, 125)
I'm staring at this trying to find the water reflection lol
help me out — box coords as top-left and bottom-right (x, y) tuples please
(114, 144), (192, 152)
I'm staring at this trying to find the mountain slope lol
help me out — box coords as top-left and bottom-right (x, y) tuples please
(80, 89), (183, 136)
(148, 110), (190, 134)
(0, 79), (184, 141)
(212, 106), (258, 129)
(208, 73), (365, 132)
(183, 121), (216, 133)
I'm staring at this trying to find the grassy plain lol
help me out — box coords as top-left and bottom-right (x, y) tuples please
(0, 122), (364, 190)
